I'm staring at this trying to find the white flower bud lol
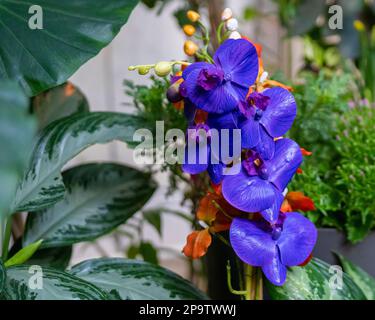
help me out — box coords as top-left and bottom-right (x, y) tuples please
(221, 8), (233, 21)
(259, 71), (269, 83)
(229, 31), (241, 40)
(226, 18), (238, 31)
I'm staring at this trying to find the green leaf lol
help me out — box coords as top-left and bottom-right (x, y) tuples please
(335, 253), (375, 300)
(32, 82), (89, 130)
(0, 0), (139, 96)
(26, 246), (72, 270)
(0, 259), (5, 293)
(139, 242), (159, 265)
(70, 258), (208, 300)
(8, 239), (72, 270)
(12, 112), (146, 212)
(5, 239), (43, 267)
(266, 258), (366, 300)
(2, 265), (108, 300)
(23, 163), (156, 248)
(143, 209), (162, 236)
(0, 81), (36, 217)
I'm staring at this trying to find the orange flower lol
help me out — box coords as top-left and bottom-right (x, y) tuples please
(196, 192), (220, 223)
(182, 229), (212, 259)
(300, 147), (312, 156)
(296, 168), (303, 174)
(281, 191), (315, 212)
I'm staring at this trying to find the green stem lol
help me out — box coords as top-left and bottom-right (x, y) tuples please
(255, 267), (263, 300)
(244, 263), (256, 300)
(1, 216), (12, 261)
(216, 21), (225, 45)
(226, 261), (247, 296)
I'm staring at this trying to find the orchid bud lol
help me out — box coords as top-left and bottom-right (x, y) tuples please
(229, 31), (241, 40)
(187, 10), (200, 22)
(183, 24), (196, 36)
(154, 61), (172, 77)
(221, 8), (233, 21)
(184, 40), (199, 56)
(226, 18), (238, 31)
(138, 65), (150, 75)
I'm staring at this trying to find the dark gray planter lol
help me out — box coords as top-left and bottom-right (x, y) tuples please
(313, 228), (375, 277)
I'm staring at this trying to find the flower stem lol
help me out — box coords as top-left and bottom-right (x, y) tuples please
(244, 263), (254, 300)
(226, 261), (247, 296)
(255, 267), (263, 300)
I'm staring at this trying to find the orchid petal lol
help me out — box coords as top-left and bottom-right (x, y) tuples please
(260, 87), (297, 138)
(260, 189), (284, 223)
(267, 138), (303, 191)
(277, 212), (317, 266)
(240, 117), (260, 149)
(222, 167), (276, 212)
(184, 69), (238, 113)
(261, 248), (287, 286)
(255, 125), (275, 160)
(230, 217), (276, 266)
(213, 39), (258, 88)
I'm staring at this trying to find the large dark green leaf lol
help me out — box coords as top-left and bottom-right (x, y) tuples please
(8, 239), (72, 270)
(23, 163), (156, 248)
(0, 81), (36, 217)
(12, 112), (146, 212)
(2, 265), (108, 300)
(32, 82), (89, 130)
(70, 258), (208, 300)
(336, 253), (375, 300)
(0, 0), (139, 96)
(0, 259), (5, 293)
(26, 246), (72, 270)
(266, 258), (366, 300)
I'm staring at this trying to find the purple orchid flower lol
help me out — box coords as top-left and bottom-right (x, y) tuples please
(207, 87), (297, 160)
(230, 212), (317, 286)
(181, 39), (259, 114)
(182, 123), (225, 184)
(222, 138), (303, 223)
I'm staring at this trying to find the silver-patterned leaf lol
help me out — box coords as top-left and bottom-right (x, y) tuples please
(266, 258), (366, 300)
(336, 253), (375, 300)
(12, 112), (146, 212)
(23, 163), (156, 248)
(2, 265), (108, 300)
(70, 258), (208, 300)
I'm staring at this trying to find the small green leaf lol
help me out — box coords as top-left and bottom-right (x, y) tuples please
(335, 253), (375, 300)
(0, 259), (5, 293)
(126, 245), (139, 259)
(266, 258), (366, 300)
(139, 242), (159, 265)
(70, 258), (208, 300)
(143, 209), (162, 236)
(23, 163), (156, 248)
(12, 112), (147, 213)
(0, 0), (139, 96)
(5, 240), (43, 268)
(32, 82), (90, 130)
(2, 265), (108, 300)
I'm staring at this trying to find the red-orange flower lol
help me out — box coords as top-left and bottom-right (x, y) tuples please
(182, 229), (212, 259)
(281, 191), (315, 212)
